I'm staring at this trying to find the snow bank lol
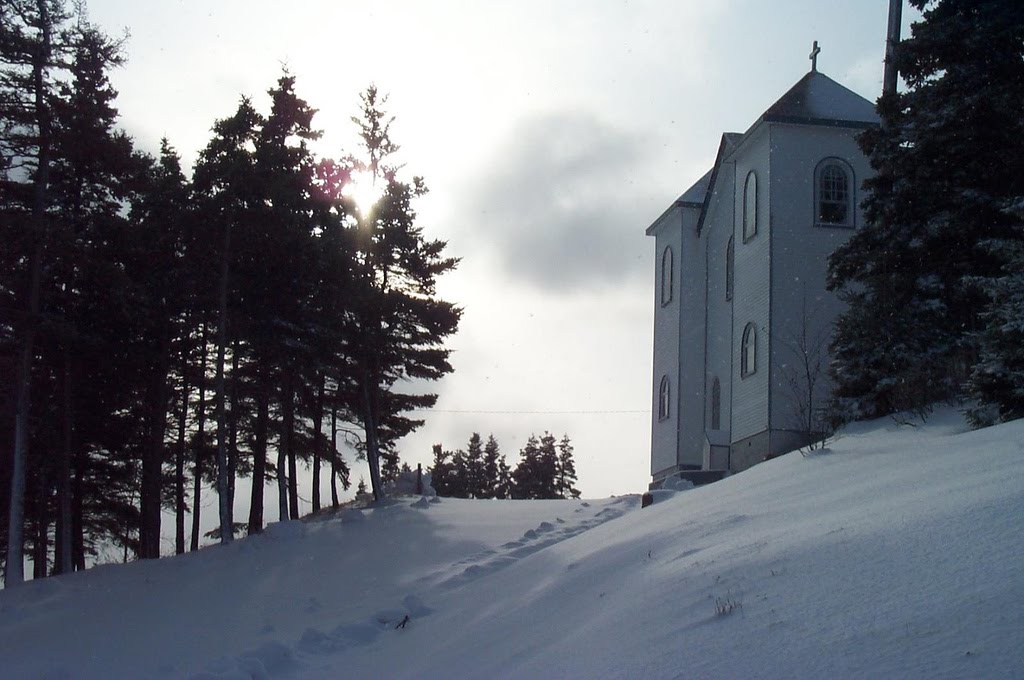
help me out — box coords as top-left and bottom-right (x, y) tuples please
(1, 409), (1021, 679)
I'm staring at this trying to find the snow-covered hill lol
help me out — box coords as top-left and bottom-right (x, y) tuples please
(1, 409), (1022, 679)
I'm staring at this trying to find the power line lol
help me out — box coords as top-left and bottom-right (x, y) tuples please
(409, 409), (643, 413)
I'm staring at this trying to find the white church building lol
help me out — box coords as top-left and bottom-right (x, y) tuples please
(646, 64), (879, 489)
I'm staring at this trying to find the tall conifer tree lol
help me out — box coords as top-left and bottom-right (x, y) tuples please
(828, 0), (1024, 420)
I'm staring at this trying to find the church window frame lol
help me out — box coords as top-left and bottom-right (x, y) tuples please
(658, 375), (671, 421)
(725, 236), (734, 301)
(815, 158), (855, 228)
(660, 246), (674, 306)
(710, 376), (721, 430)
(741, 322), (758, 378)
(742, 171), (758, 242)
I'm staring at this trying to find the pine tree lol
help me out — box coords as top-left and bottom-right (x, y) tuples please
(344, 87), (461, 501)
(429, 444), (453, 496)
(827, 0), (1024, 420)
(555, 434), (581, 499)
(1, 0), (71, 587)
(481, 434), (501, 499)
(464, 432), (485, 498)
(512, 434), (558, 500)
(967, 214), (1024, 424)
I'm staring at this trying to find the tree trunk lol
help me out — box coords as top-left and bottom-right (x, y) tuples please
(312, 374), (323, 512)
(71, 445), (85, 571)
(330, 402), (339, 508)
(190, 326), (207, 551)
(214, 220), (232, 545)
(248, 373), (268, 535)
(140, 337), (170, 560)
(277, 369), (292, 522)
(228, 337), (239, 524)
(362, 377), (383, 502)
(175, 338), (189, 555)
(6, 0), (53, 588)
(54, 348), (73, 574)
(287, 376), (299, 519)
(33, 466), (49, 580)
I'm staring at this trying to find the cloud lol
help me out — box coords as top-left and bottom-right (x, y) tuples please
(459, 112), (665, 293)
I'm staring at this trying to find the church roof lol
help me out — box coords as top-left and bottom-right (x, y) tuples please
(758, 70), (879, 128)
(645, 70), (878, 237)
(677, 169), (713, 208)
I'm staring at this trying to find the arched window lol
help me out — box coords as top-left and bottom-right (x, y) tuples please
(725, 236), (734, 301)
(660, 246), (673, 306)
(743, 171), (758, 241)
(658, 375), (671, 421)
(815, 159), (854, 227)
(711, 377), (721, 430)
(741, 323), (757, 377)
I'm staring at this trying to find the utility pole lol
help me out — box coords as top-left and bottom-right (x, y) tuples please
(883, 0), (903, 97)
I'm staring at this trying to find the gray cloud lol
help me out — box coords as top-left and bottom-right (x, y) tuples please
(461, 112), (665, 293)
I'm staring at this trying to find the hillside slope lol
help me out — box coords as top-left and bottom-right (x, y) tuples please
(1, 409), (1021, 679)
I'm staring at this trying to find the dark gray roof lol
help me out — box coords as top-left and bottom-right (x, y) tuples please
(759, 71), (879, 128)
(695, 132), (743, 236)
(677, 169), (713, 207)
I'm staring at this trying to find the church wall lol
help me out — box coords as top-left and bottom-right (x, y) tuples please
(676, 207), (707, 469)
(767, 123), (872, 453)
(730, 127), (772, 444)
(650, 209), (683, 477)
(703, 162), (737, 465)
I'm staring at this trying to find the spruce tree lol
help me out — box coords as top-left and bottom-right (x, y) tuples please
(481, 434), (501, 499)
(0, 0), (70, 587)
(344, 87), (461, 501)
(828, 0), (1024, 420)
(555, 434), (581, 499)
(429, 444), (453, 496)
(967, 218), (1024, 424)
(464, 432), (485, 498)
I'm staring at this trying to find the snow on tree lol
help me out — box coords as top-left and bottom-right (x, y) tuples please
(827, 0), (1024, 420)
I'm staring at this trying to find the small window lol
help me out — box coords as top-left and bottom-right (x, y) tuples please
(660, 246), (673, 306)
(725, 236), (734, 301)
(711, 377), (721, 430)
(658, 375), (671, 421)
(741, 323), (757, 377)
(816, 159), (853, 227)
(743, 171), (757, 241)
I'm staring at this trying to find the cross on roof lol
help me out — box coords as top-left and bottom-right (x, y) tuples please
(809, 40), (821, 72)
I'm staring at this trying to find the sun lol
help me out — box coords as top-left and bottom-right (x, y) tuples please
(342, 169), (383, 218)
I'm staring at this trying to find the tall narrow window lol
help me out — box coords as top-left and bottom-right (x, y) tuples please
(711, 377), (721, 430)
(661, 246), (673, 306)
(658, 375), (671, 421)
(725, 236), (734, 301)
(743, 171), (758, 241)
(741, 323), (757, 377)
(815, 159), (853, 226)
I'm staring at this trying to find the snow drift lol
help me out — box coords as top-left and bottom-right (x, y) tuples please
(1, 408), (1021, 679)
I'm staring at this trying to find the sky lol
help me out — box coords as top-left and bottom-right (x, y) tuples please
(84, 0), (920, 501)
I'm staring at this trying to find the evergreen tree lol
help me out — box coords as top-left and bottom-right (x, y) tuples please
(344, 87), (461, 501)
(511, 433), (558, 500)
(481, 434), (501, 499)
(827, 0), (1024, 420)
(0, 0), (71, 587)
(555, 434), (581, 499)
(495, 452), (512, 500)
(429, 444), (453, 496)
(464, 432), (485, 498)
(967, 217), (1024, 424)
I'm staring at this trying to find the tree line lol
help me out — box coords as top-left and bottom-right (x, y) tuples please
(431, 432), (581, 500)
(1, 1), (460, 585)
(827, 0), (1024, 427)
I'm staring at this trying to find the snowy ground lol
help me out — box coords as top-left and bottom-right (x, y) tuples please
(1, 408), (1022, 679)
